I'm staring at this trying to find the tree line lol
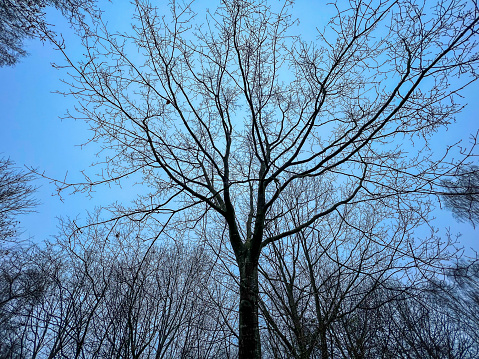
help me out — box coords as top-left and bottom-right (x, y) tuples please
(1, 157), (479, 358)
(1, 217), (478, 358)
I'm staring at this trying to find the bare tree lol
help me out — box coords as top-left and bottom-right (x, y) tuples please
(429, 260), (479, 349)
(0, 215), (236, 358)
(0, 157), (37, 244)
(0, 245), (62, 359)
(378, 284), (479, 359)
(258, 178), (457, 358)
(45, 0), (479, 357)
(0, 0), (98, 66)
(441, 165), (479, 227)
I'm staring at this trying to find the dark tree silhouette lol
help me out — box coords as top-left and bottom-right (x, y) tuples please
(45, 0), (479, 357)
(442, 165), (479, 227)
(0, 158), (37, 244)
(0, 216), (237, 358)
(0, 0), (96, 66)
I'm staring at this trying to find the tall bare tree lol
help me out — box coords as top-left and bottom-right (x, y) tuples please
(47, 0), (479, 357)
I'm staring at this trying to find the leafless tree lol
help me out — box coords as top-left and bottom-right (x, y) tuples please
(0, 0), (97, 66)
(379, 286), (479, 359)
(0, 245), (62, 359)
(0, 157), (38, 245)
(258, 178), (458, 358)
(428, 260), (479, 348)
(441, 165), (479, 227)
(44, 0), (479, 357)
(0, 215), (236, 358)
(44, 216), (234, 359)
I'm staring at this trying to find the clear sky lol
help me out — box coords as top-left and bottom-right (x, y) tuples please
(1, 1), (478, 256)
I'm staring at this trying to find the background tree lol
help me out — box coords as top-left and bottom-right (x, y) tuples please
(0, 157), (37, 244)
(442, 165), (479, 227)
(0, 216), (236, 358)
(0, 0), (97, 66)
(429, 260), (479, 349)
(45, 0), (479, 357)
(257, 180), (458, 358)
(2, 228), (477, 358)
(0, 245), (60, 358)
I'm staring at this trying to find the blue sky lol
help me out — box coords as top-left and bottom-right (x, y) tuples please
(1, 1), (478, 255)
(0, 3), (125, 241)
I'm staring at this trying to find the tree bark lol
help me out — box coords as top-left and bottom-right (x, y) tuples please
(238, 255), (261, 359)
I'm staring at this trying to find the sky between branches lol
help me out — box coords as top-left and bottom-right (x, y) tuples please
(0, 0), (478, 255)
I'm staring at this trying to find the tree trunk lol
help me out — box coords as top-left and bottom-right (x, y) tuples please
(238, 258), (261, 359)
(320, 329), (329, 359)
